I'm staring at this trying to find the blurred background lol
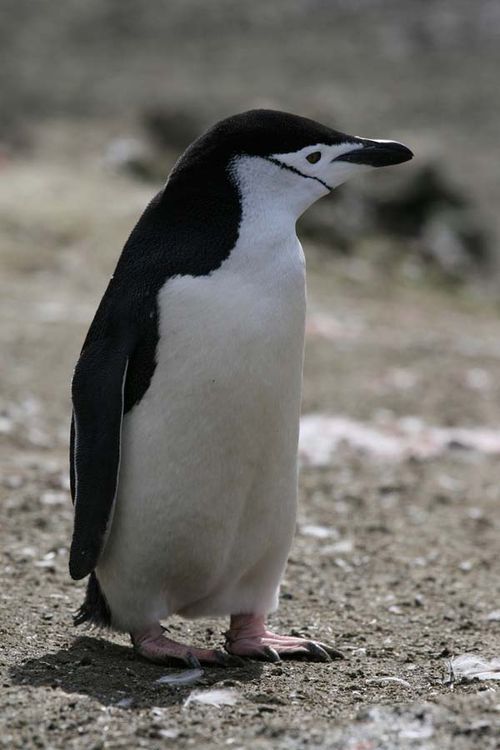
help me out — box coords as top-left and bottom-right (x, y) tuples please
(2, 0), (500, 284)
(3, 2), (500, 747)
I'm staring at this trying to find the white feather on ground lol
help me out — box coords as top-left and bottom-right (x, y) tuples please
(155, 669), (204, 685)
(184, 689), (239, 708)
(450, 654), (500, 681)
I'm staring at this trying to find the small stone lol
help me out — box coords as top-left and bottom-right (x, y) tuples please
(115, 697), (134, 709)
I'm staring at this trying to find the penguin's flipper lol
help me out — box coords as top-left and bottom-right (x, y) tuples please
(69, 340), (129, 580)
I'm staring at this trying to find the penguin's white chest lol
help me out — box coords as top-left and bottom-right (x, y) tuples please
(97, 179), (307, 627)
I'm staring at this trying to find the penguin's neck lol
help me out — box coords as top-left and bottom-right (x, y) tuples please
(232, 154), (324, 228)
(227, 155), (315, 278)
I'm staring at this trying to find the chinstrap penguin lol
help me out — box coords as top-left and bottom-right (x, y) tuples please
(69, 109), (413, 666)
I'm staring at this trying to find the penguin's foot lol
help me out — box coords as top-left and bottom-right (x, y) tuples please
(225, 614), (344, 663)
(131, 623), (238, 668)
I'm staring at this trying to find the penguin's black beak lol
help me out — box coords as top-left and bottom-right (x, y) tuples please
(335, 139), (413, 168)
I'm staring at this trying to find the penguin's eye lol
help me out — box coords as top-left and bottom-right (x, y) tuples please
(306, 151), (321, 164)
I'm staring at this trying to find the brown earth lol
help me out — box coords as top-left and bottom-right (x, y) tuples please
(1, 127), (500, 749)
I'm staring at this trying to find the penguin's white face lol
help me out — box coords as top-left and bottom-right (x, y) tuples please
(231, 136), (412, 223)
(264, 138), (412, 218)
(270, 141), (366, 193)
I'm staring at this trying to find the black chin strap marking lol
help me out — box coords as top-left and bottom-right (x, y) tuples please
(264, 156), (332, 192)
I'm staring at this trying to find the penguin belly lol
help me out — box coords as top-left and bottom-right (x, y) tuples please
(96, 243), (306, 632)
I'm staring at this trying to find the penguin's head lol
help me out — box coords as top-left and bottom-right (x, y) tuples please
(172, 109), (413, 219)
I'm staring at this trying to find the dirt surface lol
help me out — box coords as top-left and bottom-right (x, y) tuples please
(2, 134), (500, 749)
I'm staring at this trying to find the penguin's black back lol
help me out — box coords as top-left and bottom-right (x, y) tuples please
(82, 160), (242, 414)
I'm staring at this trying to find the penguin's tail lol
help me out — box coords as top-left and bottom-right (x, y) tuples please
(74, 571), (112, 628)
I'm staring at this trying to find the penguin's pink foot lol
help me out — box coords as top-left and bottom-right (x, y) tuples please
(225, 614), (344, 663)
(131, 624), (238, 667)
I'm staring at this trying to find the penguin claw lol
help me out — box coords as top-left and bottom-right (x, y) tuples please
(321, 644), (346, 660)
(247, 646), (281, 663)
(185, 652), (202, 669)
(304, 642), (332, 662)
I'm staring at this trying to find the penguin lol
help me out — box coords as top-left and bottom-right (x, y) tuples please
(70, 109), (412, 666)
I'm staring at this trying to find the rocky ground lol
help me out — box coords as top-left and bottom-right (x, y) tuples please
(1, 128), (500, 749)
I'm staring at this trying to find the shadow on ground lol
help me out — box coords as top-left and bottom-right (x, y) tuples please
(10, 635), (264, 708)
